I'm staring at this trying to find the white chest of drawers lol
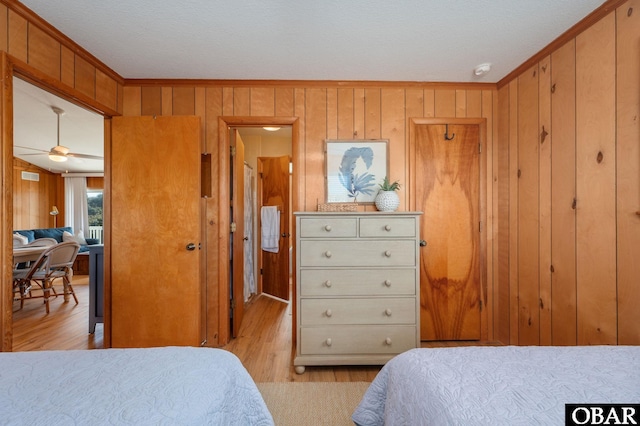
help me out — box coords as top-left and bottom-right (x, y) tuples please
(294, 211), (422, 374)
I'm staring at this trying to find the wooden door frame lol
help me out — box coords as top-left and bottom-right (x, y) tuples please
(408, 117), (489, 340)
(217, 116), (300, 346)
(1, 53), (119, 351)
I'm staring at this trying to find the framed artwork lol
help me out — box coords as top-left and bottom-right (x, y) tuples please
(325, 139), (388, 204)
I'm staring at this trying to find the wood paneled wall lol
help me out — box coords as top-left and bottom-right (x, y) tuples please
(497, 0), (640, 345)
(12, 157), (63, 230)
(0, 1), (123, 115)
(121, 83), (498, 345)
(2, 0), (637, 350)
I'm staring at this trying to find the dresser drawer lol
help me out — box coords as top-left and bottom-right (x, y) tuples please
(299, 268), (416, 296)
(299, 240), (416, 267)
(359, 217), (417, 238)
(301, 298), (416, 325)
(300, 325), (416, 355)
(298, 217), (357, 238)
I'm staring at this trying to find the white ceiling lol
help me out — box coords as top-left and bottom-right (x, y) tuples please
(13, 77), (104, 174)
(12, 0), (607, 174)
(18, 0), (605, 83)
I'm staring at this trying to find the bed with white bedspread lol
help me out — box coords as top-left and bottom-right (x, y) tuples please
(0, 346), (274, 425)
(352, 345), (640, 426)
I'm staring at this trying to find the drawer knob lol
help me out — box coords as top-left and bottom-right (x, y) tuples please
(324, 280), (332, 288)
(385, 337), (392, 345)
(326, 309), (333, 317)
(384, 250), (392, 257)
(326, 338), (332, 346)
(385, 309), (392, 316)
(325, 250), (332, 258)
(384, 280), (392, 287)
(324, 225), (332, 232)
(384, 224), (391, 231)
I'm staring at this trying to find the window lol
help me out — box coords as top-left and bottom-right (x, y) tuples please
(87, 190), (103, 243)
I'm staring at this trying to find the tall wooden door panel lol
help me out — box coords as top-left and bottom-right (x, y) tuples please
(415, 123), (482, 341)
(231, 130), (245, 337)
(258, 156), (290, 301)
(111, 116), (201, 347)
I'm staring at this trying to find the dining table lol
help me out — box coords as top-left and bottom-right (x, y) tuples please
(13, 245), (48, 264)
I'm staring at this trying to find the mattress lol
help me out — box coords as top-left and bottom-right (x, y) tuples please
(352, 345), (640, 426)
(0, 346), (274, 425)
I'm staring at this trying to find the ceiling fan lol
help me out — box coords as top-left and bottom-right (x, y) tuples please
(16, 106), (103, 163)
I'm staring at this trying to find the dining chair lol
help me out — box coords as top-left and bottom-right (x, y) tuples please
(13, 241), (81, 313)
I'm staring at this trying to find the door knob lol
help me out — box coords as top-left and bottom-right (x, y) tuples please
(186, 243), (197, 251)
(420, 240), (427, 247)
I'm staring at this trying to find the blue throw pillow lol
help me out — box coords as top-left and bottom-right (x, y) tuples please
(15, 230), (35, 243)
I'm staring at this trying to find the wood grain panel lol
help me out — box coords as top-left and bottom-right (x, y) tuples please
(517, 65), (540, 346)
(434, 89), (455, 117)
(616, 0), (640, 345)
(95, 69), (118, 112)
(326, 88), (338, 140)
(294, 88), (306, 210)
(482, 89), (495, 341)
(141, 86), (162, 116)
(8, 10), (27, 62)
(222, 87), (234, 115)
(575, 13), (616, 345)
(60, 45), (74, 88)
(275, 87), (294, 117)
(172, 86), (195, 115)
(0, 5), (7, 51)
(233, 87), (250, 116)
(353, 88), (365, 139)
(122, 86), (141, 116)
(161, 87), (172, 115)
(550, 39), (577, 346)
(538, 56), (552, 345)
(496, 85), (510, 344)
(74, 56), (95, 99)
(424, 89), (435, 117)
(467, 90), (482, 118)
(250, 87), (275, 116)
(26, 25), (60, 80)
(195, 87), (206, 151)
(508, 79), (519, 344)
(303, 89), (326, 210)
(455, 90), (466, 117)
(337, 88), (354, 139)
(364, 89), (381, 139)
(381, 89), (405, 208)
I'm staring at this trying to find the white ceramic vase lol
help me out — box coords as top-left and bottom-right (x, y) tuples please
(375, 190), (400, 212)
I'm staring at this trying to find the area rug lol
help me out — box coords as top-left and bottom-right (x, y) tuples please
(256, 381), (370, 426)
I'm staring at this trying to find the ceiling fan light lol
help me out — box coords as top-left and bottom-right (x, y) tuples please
(263, 126), (281, 131)
(49, 152), (68, 162)
(53, 145), (70, 155)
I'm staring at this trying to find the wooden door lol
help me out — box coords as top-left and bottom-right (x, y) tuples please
(258, 156), (290, 301)
(231, 130), (245, 337)
(414, 123), (482, 341)
(111, 116), (201, 347)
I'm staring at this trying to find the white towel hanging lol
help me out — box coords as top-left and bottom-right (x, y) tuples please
(261, 206), (280, 253)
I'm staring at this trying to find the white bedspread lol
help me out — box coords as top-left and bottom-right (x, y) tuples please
(0, 346), (274, 425)
(352, 346), (640, 426)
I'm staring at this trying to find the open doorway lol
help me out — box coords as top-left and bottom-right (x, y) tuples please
(11, 76), (105, 351)
(233, 126), (292, 325)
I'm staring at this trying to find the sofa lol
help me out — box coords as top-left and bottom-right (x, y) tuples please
(14, 226), (99, 252)
(14, 227), (99, 275)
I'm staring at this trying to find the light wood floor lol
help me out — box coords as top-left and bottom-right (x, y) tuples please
(12, 277), (498, 382)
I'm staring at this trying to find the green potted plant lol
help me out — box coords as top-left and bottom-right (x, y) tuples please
(375, 176), (401, 211)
